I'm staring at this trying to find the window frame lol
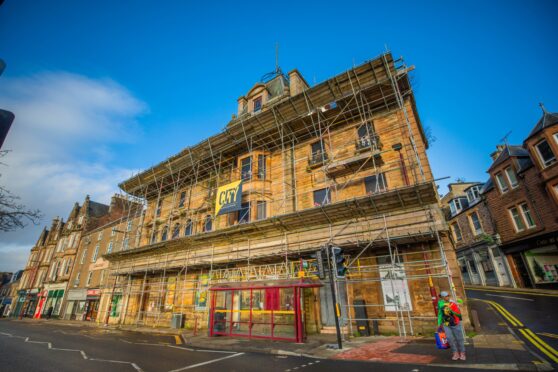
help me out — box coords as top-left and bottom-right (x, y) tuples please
(238, 202), (251, 224)
(91, 244), (100, 262)
(257, 154), (267, 180)
(313, 188), (331, 207)
(451, 222), (463, 242)
(204, 215), (212, 232)
(241, 156), (252, 181)
(519, 203), (536, 229)
(86, 271), (93, 287)
(468, 211), (483, 236)
(364, 173), (387, 195)
(256, 200), (267, 221)
(495, 172), (509, 193)
(184, 219), (193, 236)
(178, 191), (186, 208)
(253, 96), (262, 112)
(466, 185), (481, 204)
(106, 241), (113, 254)
(535, 139), (557, 168)
(504, 167), (519, 189)
(509, 206), (526, 232)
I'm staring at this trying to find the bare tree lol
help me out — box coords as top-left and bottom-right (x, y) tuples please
(0, 152), (42, 231)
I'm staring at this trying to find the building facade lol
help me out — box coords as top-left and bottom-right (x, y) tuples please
(483, 107), (558, 289)
(97, 53), (467, 341)
(442, 183), (514, 287)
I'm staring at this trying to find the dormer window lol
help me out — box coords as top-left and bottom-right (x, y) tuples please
(504, 167), (519, 189)
(535, 139), (556, 168)
(449, 197), (468, 216)
(466, 185), (481, 204)
(253, 96), (262, 112)
(495, 173), (508, 194)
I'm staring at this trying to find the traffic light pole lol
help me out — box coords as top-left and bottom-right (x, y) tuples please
(325, 245), (343, 349)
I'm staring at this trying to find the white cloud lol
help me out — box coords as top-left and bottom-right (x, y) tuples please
(0, 72), (148, 272)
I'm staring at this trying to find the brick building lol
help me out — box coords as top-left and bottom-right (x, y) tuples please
(483, 106), (558, 289)
(442, 182), (514, 287)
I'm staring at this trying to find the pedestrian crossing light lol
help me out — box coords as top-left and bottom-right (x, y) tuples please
(331, 246), (347, 278)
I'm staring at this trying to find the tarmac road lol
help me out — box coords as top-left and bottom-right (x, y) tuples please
(466, 287), (558, 365)
(0, 319), (490, 372)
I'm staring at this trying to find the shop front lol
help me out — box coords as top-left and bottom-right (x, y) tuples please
(63, 289), (87, 320)
(33, 290), (48, 319)
(209, 282), (320, 343)
(504, 231), (558, 289)
(42, 283), (67, 318)
(84, 289), (101, 321)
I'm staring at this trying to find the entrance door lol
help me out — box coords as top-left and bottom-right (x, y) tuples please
(512, 253), (533, 288)
(210, 286), (301, 342)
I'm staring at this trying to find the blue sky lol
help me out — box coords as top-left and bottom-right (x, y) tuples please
(0, 0), (557, 271)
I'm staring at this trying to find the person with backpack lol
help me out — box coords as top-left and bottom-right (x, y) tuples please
(437, 290), (465, 361)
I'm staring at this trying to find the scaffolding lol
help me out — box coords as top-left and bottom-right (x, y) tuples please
(96, 51), (462, 337)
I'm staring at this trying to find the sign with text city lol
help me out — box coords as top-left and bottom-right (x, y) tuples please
(215, 180), (243, 217)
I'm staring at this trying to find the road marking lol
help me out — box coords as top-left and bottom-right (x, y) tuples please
(538, 332), (558, 340)
(465, 287), (558, 298)
(168, 352), (244, 371)
(484, 300), (523, 327)
(174, 335), (183, 345)
(485, 294), (534, 301)
(519, 329), (558, 364)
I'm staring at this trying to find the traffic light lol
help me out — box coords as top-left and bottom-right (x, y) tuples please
(331, 246), (347, 278)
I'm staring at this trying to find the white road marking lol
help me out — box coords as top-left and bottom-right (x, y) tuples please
(168, 352), (244, 371)
(486, 294), (534, 301)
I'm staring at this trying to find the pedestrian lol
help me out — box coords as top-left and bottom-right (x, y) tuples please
(46, 306), (53, 319)
(437, 290), (465, 361)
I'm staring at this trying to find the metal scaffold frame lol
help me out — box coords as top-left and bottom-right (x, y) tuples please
(96, 52), (456, 337)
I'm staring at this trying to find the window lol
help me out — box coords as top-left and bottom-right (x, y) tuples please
(172, 223), (180, 239)
(451, 223), (463, 242)
(505, 167), (519, 189)
(151, 230), (158, 244)
(449, 197), (468, 216)
(204, 215), (212, 232)
(509, 206), (526, 232)
(535, 139), (556, 168)
(364, 173), (387, 194)
(520, 203), (536, 229)
(241, 157), (252, 181)
(127, 220), (133, 232)
(238, 202), (251, 224)
(469, 212), (483, 236)
(86, 271), (93, 286)
(74, 272), (80, 287)
(111, 227), (116, 237)
(100, 270), (105, 285)
(156, 199), (163, 217)
(65, 259), (72, 275)
(466, 185), (481, 203)
(80, 249), (88, 264)
(313, 188), (331, 206)
(98, 231), (103, 241)
(253, 96), (262, 112)
(184, 219), (193, 236)
(178, 191), (186, 208)
(257, 154), (267, 179)
(495, 173), (509, 193)
(310, 140), (327, 164)
(554, 133), (558, 145)
(67, 220), (73, 230)
(256, 201), (267, 220)
(92, 244), (100, 262)
(78, 215), (84, 226)
(123, 238), (129, 250)
(161, 226), (168, 241)
(106, 241), (113, 254)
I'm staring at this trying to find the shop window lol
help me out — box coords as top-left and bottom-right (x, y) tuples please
(257, 154), (267, 179)
(469, 212), (483, 236)
(520, 203), (536, 229)
(172, 223), (180, 239)
(256, 201), (267, 220)
(495, 173), (508, 193)
(505, 167), (519, 189)
(238, 202), (251, 224)
(451, 223), (463, 241)
(509, 206), (526, 232)
(178, 191), (186, 208)
(524, 246), (558, 284)
(535, 139), (556, 168)
(313, 188), (331, 207)
(241, 157), (252, 181)
(204, 215), (212, 232)
(184, 219), (193, 236)
(364, 173), (387, 194)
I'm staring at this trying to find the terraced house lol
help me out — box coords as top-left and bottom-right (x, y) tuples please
(95, 52), (467, 342)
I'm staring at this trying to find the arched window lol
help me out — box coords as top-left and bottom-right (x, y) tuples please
(172, 223), (180, 239)
(161, 226), (168, 241)
(203, 215), (212, 232)
(184, 219), (193, 236)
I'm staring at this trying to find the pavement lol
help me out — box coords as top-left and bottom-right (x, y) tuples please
(1, 285), (556, 371)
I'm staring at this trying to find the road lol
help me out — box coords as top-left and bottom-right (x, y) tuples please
(0, 319), (488, 372)
(466, 287), (558, 365)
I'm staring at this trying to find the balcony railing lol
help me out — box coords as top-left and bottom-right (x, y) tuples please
(355, 134), (381, 152)
(308, 151), (328, 167)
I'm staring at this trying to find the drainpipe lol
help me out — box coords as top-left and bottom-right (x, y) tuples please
(393, 143), (410, 186)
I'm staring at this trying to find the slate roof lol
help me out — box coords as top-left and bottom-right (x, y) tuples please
(527, 108), (558, 140)
(88, 201), (110, 218)
(488, 145), (530, 172)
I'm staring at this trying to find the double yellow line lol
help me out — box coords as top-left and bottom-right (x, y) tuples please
(483, 300), (558, 364)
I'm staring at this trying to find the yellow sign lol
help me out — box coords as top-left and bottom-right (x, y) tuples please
(215, 180), (243, 217)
